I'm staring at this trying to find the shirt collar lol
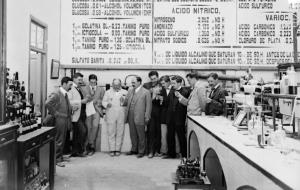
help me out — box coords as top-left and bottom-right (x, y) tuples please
(212, 83), (220, 90)
(176, 86), (182, 91)
(60, 87), (68, 96)
(135, 85), (142, 93)
(73, 82), (78, 88)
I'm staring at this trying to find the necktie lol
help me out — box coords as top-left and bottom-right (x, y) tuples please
(209, 88), (215, 98)
(75, 87), (86, 117)
(65, 94), (71, 115)
(76, 87), (83, 99)
(91, 86), (95, 96)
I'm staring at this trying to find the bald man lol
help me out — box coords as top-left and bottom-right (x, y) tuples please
(102, 79), (128, 156)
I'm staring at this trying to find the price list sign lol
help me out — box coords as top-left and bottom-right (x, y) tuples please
(153, 0), (294, 66)
(61, 0), (294, 67)
(61, 0), (153, 66)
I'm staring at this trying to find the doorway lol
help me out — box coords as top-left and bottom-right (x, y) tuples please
(29, 16), (47, 118)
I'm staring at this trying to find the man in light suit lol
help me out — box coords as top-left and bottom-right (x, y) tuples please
(45, 77), (73, 167)
(177, 72), (207, 115)
(102, 78), (128, 156)
(82, 74), (105, 156)
(68, 73), (91, 157)
(123, 76), (152, 158)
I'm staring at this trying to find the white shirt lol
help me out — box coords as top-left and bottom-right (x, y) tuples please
(60, 87), (68, 96)
(165, 85), (171, 96)
(135, 85), (142, 93)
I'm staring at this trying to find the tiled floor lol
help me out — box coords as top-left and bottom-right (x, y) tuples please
(54, 152), (179, 190)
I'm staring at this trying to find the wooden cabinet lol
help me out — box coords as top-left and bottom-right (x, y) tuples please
(0, 124), (18, 190)
(17, 127), (56, 190)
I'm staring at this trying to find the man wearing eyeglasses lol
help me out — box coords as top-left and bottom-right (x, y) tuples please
(82, 74), (105, 156)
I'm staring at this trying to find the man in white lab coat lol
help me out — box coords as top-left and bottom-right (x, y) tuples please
(102, 79), (128, 156)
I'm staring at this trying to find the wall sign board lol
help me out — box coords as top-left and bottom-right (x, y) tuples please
(61, 0), (294, 68)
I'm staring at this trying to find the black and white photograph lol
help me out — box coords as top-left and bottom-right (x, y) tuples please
(0, 0), (300, 190)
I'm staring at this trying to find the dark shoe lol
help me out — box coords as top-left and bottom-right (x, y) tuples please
(56, 161), (65, 167)
(56, 162), (65, 167)
(162, 155), (176, 159)
(148, 153), (154, 158)
(126, 151), (138, 155)
(115, 151), (121, 156)
(70, 153), (79, 157)
(109, 151), (115, 157)
(77, 152), (87, 157)
(136, 154), (144, 158)
(88, 148), (95, 156)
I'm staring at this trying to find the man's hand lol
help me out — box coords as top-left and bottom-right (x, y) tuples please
(145, 116), (150, 125)
(174, 91), (183, 99)
(120, 96), (125, 104)
(107, 103), (112, 108)
(206, 98), (212, 103)
(72, 106), (79, 112)
(81, 98), (88, 104)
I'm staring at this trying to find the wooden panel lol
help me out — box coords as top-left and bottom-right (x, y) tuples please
(0, 0), (6, 124)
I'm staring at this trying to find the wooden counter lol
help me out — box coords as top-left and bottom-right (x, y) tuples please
(187, 116), (300, 190)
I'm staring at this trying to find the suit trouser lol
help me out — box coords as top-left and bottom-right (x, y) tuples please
(160, 124), (168, 154)
(85, 112), (100, 148)
(167, 122), (187, 157)
(128, 111), (145, 154)
(149, 115), (161, 154)
(161, 124), (180, 154)
(55, 117), (71, 159)
(106, 110), (125, 152)
(72, 117), (87, 154)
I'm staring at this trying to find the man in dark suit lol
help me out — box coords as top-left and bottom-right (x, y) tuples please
(164, 77), (190, 158)
(123, 76), (152, 158)
(205, 73), (227, 116)
(45, 77), (73, 167)
(160, 76), (173, 156)
(148, 82), (164, 158)
(143, 70), (159, 155)
(143, 70), (159, 91)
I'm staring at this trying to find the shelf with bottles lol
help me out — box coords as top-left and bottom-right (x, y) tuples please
(24, 171), (49, 190)
(19, 113), (42, 135)
(5, 68), (34, 123)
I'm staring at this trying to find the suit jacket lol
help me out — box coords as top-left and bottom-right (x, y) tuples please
(67, 85), (83, 122)
(166, 87), (190, 125)
(81, 85), (105, 115)
(179, 81), (207, 115)
(123, 87), (152, 126)
(161, 87), (173, 124)
(205, 85), (227, 116)
(45, 89), (72, 128)
(151, 91), (165, 119)
(143, 82), (153, 90)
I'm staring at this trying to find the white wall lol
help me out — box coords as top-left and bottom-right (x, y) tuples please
(7, 0), (61, 96)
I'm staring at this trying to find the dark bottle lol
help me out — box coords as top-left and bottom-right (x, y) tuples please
(15, 72), (19, 81)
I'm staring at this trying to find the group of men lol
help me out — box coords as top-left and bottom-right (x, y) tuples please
(45, 71), (227, 166)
